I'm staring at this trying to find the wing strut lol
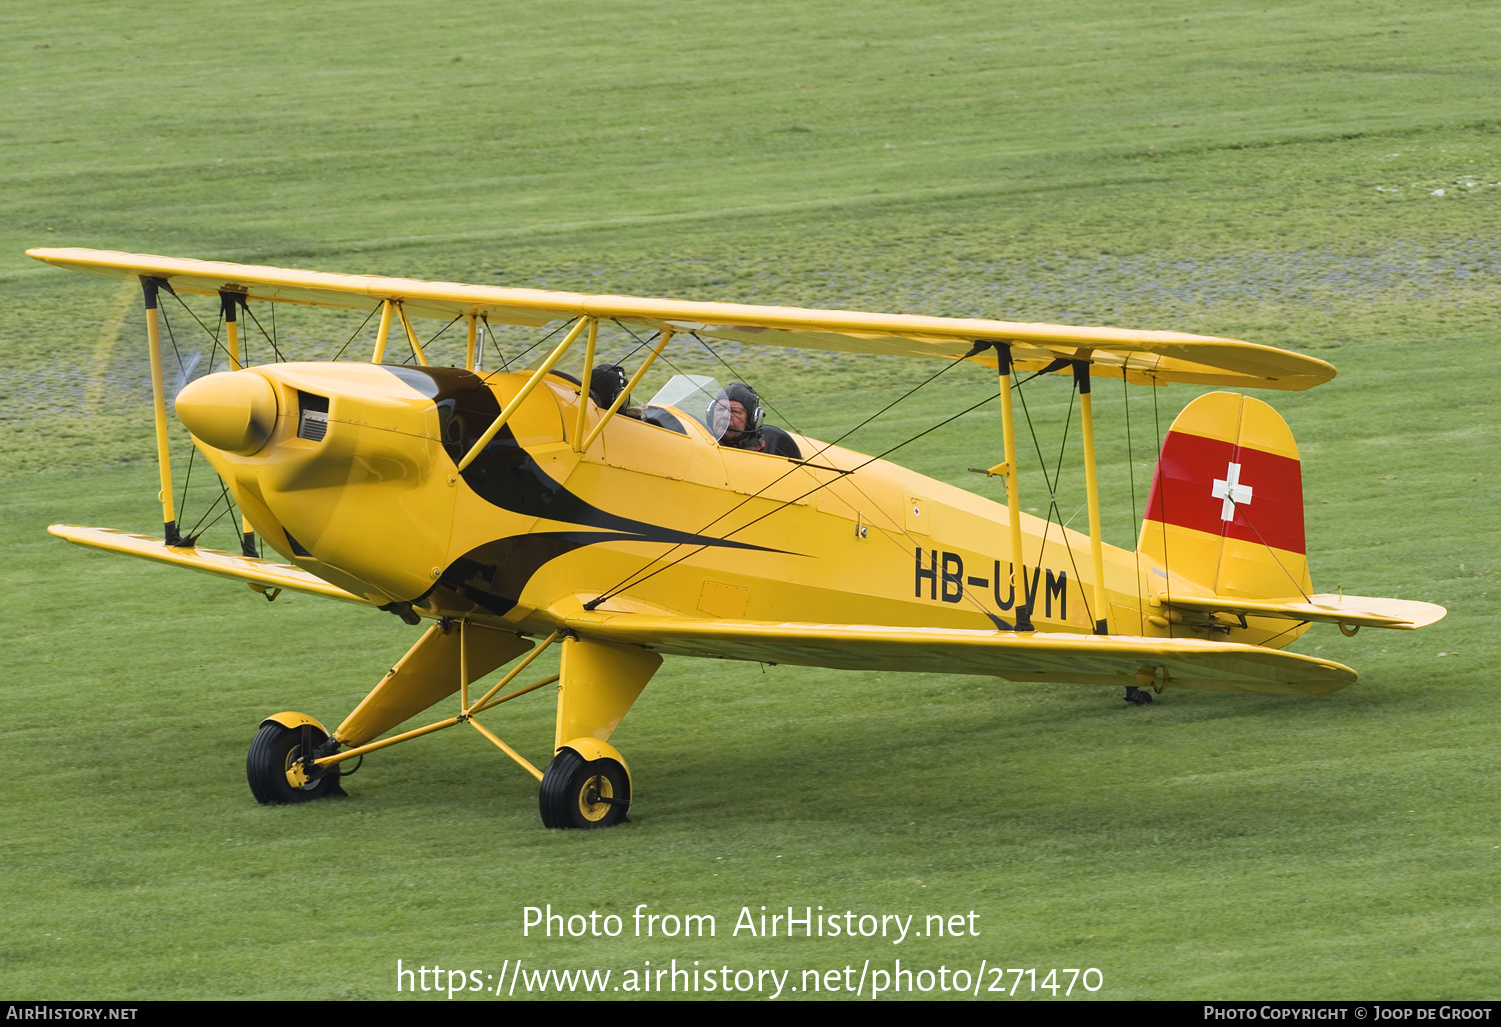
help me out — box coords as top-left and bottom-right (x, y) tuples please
(395, 303), (429, 366)
(141, 276), (186, 547)
(1074, 360), (1110, 634)
(464, 313), (479, 371)
(371, 299), (395, 362)
(219, 290), (260, 558)
(457, 318), (592, 471)
(572, 319), (600, 451)
(994, 344), (1033, 630)
(578, 327), (673, 453)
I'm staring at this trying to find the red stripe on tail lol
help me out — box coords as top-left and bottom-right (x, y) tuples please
(1145, 430), (1306, 555)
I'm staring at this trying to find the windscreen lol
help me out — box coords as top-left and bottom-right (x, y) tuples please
(646, 375), (723, 436)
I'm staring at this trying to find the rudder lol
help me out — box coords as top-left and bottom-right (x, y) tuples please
(1138, 392), (1311, 602)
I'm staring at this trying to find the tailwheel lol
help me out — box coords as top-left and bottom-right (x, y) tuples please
(538, 747), (630, 829)
(246, 718), (345, 805)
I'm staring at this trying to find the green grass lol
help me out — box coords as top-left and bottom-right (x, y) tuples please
(1, 0), (1497, 1001)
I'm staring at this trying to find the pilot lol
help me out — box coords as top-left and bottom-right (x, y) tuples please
(709, 383), (801, 459)
(589, 362), (631, 410)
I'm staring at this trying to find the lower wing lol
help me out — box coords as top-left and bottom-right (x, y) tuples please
(562, 610), (1357, 695)
(49, 525), (372, 606)
(48, 524), (1364, 696)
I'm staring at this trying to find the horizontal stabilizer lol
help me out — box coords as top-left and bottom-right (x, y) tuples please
(49, 525), (373, 606)
(562, 610), (1358, 695)
(1157, 592), (1446, 630)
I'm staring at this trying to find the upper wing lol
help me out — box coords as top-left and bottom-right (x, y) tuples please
(28, 247), (1335, 391)
(49, 525), (373, 606)
(561, 610), (1357, 695)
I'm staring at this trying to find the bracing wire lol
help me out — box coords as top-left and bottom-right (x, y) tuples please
(1013, 369), (1093, 628)
(601, 320), (658, 369)
(1255, 620), (1312, 649)
(480, 317), (576, 384)
(240, 302), (286, 363)
(158, 305), (200, 534)
(1049, 381), (1093, 627)
(479, 315), (512, 372)
(166, 290), (236, 368)
(153, 291), (269, 549)
(183, 477), (238, 541)
(1227, 506), (1313, 602)
(687, 331), (803, 436)
(329, 305), (381, 362)
(686, 332), (1029, 629)
(161, 291), (250, 547)
(426, 313), (463, 351)
(587, 367), (1034, 610)
(611, 322), (724, 399)
(585, 348), (984, 606)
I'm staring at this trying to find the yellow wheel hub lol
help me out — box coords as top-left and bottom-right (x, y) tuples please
(282, 743), (314, 790)
(577, 774), (613, 823)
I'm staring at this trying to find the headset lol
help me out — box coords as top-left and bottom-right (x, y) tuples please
(708, 382), (764, 441)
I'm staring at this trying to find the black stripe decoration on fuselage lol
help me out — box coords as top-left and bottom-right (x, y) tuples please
(383, 366), (795, 613)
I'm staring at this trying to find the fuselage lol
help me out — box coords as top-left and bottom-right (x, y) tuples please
(181, 362), (1292, 651)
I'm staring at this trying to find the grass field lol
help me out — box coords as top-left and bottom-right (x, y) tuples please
(2, 0), (1497, 1001)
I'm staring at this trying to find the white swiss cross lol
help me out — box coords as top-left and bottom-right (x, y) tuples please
(1211, 461), (1252, 521)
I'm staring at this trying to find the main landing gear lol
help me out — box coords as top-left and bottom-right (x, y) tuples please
(246, 716), (345, 804)
(539, 748), (631, 829)
(243, 625), (660, 829)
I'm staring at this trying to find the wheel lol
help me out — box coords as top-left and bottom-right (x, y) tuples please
(538, 748), (630, 829)
(246, 721), (344, 804)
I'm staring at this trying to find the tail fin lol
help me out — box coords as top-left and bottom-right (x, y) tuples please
(1138, 392), (1311, 601)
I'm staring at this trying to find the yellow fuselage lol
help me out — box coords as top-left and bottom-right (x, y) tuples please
(189, 362), (1285, 652)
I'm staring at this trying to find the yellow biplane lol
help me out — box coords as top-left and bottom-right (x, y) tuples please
(31, 247), (1445, 829)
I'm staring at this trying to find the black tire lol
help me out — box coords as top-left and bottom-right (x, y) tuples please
(246, 721), (343, 805)
(538, 748), (630, 829)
